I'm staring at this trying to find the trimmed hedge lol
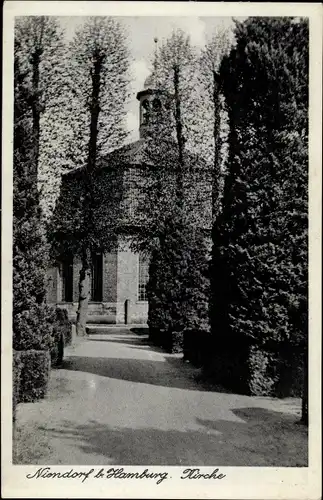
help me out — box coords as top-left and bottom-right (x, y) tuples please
(147, 219), (211, 353)
(183, 329), (212, 367)
(148, 328), (184, 354)
(203, 336), (305, 397)
(19, 350), (51, 403)
(13, 351), (23, 422)
(248, 348), (278, 396)
(13, 304), (55, 352)
(169, 331), (183, 354)
(202, 334), (252, 395)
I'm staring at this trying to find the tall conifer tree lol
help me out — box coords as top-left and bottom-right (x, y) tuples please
(211, 18), (308, 403)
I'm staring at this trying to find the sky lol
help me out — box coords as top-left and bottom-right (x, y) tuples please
(59, 16), (236, 142)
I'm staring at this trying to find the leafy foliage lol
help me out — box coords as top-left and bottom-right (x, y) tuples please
(48, 17), (131, 335)
(210, 17), (308, 397)
(147, 211), (211, 348)
(13, 29), (51, 336)
(133, 31), (214, 349)
(13, 18), (65, 405)
(13, 351), (23, 422)
(199, 27), (233, 218)
(67, 17), (131, 161)
(50, 308), (72, 366)
(15, 16), (71, 219)
(18, 350), (51, 403)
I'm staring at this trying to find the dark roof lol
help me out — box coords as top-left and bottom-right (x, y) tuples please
(62, 139), (147, 178)
(63, 134), (209, 178)
(136, 88), (165, 100)
(100, 139), (147, 166)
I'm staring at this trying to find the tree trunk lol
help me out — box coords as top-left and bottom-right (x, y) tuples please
(76, 247), (91, 336)
(75, 52), (103, 336)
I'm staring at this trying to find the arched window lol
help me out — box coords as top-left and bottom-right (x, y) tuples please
(142, 99), (150, 124)
(152, 98), (161, 111)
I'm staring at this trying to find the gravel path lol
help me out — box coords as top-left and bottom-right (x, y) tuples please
(14, 328), (307, 466)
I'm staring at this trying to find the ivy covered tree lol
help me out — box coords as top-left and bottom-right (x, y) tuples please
(133, 30), (212, 350)
(199, 26), (232, 219)
(13, 44), (47, 326)
(13, 17), (68, 351)
(210, 18), (308, 402)
(14, 16), (70, 219)
(49, 17), (131, 336)
(14, 20), (61, 411)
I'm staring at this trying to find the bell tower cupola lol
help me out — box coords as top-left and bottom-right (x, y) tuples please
(136, 38), (167, 139)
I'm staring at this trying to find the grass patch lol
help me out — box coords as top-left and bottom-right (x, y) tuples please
(13, 421), (51, 464)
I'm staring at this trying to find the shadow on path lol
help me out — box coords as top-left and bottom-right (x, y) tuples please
(33, 406), (307, 466)
(64, 334), (238, 393)
(62, 355), (203, 391)
(87, 337), (149, 346)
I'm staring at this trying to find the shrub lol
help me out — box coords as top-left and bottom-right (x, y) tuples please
(19, 350), (51, 402)
(204, 339), (304, 397)
(50, 329), (64, 367)
(147, 217), (211, 354)
(50, 308), (72, 366)
(248, 347), (278, 396)
(13, 351), (23, 421)
(148, 326), (158, 344)
(155, 328), (167, 349)
(183, 329), (212, 366)
(55, 308), (72, 346)
(170, 330), (184, 354)
(202, 332), (251, 394)
(13, 304), (56, 352)
(209, 18), (308, 399)
(274, 352), (304, 398)
(147, 248), (172, 335)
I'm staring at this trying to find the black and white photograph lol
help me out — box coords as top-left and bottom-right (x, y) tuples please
(2, 2), (322, 499)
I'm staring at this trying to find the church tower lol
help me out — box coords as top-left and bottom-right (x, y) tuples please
(136, 38), (168, 139)
(136, 82), (164, 139)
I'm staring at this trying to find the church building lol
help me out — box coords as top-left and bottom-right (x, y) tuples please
(46, 78), (168, 325)
(46, 75), (212, 325)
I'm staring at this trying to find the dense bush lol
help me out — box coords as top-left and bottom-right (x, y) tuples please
(13, 304), (56, 352)
(13, 43), (57, 403)
(147, 246), (173, 335)
(13, 351), (23, 422)
(170, 330), (184, 354)
(19, 350), (51, 403)
(210, 18), (308, 399)
(202, 341), (304, 397)
(248, 348), (278, 396)
(147, 215), (211, 354)
(183, 329), (212, 366)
